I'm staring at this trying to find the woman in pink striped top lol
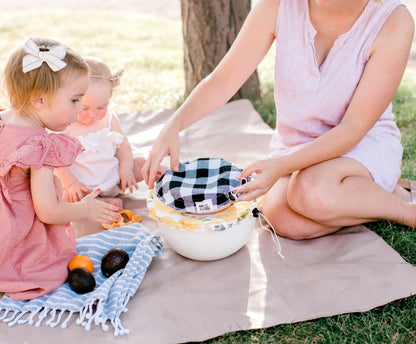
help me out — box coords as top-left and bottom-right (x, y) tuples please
(143, 0), (415, 239)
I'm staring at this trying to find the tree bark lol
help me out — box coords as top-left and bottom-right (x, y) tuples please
(181, 0), (260, 100)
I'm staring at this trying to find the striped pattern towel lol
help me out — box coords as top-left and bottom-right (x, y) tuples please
(0, 223), (163, 336)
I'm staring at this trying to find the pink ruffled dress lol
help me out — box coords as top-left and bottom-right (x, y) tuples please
(0, 121), (83, 301)
(270, 0), (404, 191)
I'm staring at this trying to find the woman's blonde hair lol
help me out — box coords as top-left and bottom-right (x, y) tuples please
(3, 38), (89, 115)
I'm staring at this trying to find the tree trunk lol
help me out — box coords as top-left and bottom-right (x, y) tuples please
(181, 0), (260, 100)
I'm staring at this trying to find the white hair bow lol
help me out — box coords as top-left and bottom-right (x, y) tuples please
(22, 39), (67, 73)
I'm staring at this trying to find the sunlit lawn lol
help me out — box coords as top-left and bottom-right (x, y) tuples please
(1, 9), (416, 343)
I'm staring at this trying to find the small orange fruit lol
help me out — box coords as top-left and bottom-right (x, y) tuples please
(131, 214), (142, 223)
(119, 209), (133, 222)
(68, 254), (94, 273)
(101, 209), (142, 229)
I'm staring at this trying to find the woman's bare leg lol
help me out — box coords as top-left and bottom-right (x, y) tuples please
(393, 182), (412, 202)
(262, 176), (341, 240)
(263, 157), (415, 240)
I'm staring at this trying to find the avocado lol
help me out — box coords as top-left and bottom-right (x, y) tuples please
(101, 248), (129, 278)
(67, 268), (96, 294)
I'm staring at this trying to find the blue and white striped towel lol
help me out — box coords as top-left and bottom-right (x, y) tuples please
(0, 223), (163, 336)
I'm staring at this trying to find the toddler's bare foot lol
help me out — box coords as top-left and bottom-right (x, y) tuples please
(99, 197), (123, 211)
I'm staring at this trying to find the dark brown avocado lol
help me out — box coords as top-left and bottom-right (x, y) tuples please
(101, 248), (130, 278)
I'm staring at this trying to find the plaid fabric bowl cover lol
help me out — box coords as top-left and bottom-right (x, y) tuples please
(155, 158), (247, 214)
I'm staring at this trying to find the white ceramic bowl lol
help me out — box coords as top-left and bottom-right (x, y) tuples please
(158, 215), (255, 261)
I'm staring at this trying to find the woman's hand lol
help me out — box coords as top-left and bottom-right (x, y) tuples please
(81, 189), (121, 223)
(142, 121), (181, 188)
(119, 167), (138, 193)
(234, 157), (284, 201)
(66, 181), (91, 202)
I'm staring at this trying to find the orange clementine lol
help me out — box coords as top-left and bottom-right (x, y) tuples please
(101, 209), (141, 229)
(119, 209), (133, 222)
(101, 222), (114, 230)
(131, 214), (142, 223)
(68, 254), (94, 273)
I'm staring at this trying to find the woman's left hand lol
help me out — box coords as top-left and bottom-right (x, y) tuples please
(234, 157), (284, 201)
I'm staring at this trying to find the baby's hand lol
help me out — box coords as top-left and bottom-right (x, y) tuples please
(119, 168), (138, 194)
(67, 181), (91, 202)
(81, 189), (121, 223)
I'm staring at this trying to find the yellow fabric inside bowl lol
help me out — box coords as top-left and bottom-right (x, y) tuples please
(147, 190), (259, 232)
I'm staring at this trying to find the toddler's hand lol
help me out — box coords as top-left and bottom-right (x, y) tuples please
(67, 181), (91, 202)
(81, 189), (121, 223)
(119, 168), (138, 194)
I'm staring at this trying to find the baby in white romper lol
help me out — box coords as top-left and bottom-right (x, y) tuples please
(55, 57), (161, 209)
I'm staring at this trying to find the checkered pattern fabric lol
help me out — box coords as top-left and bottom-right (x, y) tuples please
(155, 158), (245, 214)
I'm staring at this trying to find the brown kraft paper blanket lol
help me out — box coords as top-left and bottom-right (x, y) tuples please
(1, 99), (416, 344)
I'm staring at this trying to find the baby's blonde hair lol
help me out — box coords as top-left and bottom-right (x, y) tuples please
(85, 56), (123, 88)
(3, 38), (89, 115)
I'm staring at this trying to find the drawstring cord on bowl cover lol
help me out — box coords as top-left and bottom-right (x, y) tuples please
(252, 207), (285, 259)
(231, 178), (284, 259)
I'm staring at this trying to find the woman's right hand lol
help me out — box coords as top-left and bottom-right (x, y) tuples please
(235, 157), (285, 201)
(81, 189), (121, 223)
(142, 120), (181, 188)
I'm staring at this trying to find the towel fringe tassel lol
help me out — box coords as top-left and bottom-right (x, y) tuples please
(0, 309), (10, 321)
(1, 306), (80, 332)
(4, 310), (19, 323)
(0, 300), (127, 335)
(18, 309), (39, 325)
(35, 307), (50, 327)
(49, 309), (65, 327)
(61, 310), (73, 328)
(45, 308), (57, 326)
(111, 317), (129, 336)
(8, 310), (25, 326)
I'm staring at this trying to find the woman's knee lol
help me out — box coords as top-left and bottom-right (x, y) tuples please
(287, 170), (338, 224)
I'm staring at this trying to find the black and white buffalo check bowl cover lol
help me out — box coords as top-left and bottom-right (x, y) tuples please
(155, 157), (247, 214)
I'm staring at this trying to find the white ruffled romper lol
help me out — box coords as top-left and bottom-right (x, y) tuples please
(69, 110), (125, 196)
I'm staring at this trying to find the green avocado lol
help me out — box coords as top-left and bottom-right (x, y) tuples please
(101, 248), (130, 278)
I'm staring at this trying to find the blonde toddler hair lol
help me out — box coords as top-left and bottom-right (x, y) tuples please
(3, 38), (89, 115)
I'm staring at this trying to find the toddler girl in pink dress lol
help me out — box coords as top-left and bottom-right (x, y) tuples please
(0, 38), (120, 300)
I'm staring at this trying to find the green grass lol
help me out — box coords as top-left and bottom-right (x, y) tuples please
(1, 9), (416, 344)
